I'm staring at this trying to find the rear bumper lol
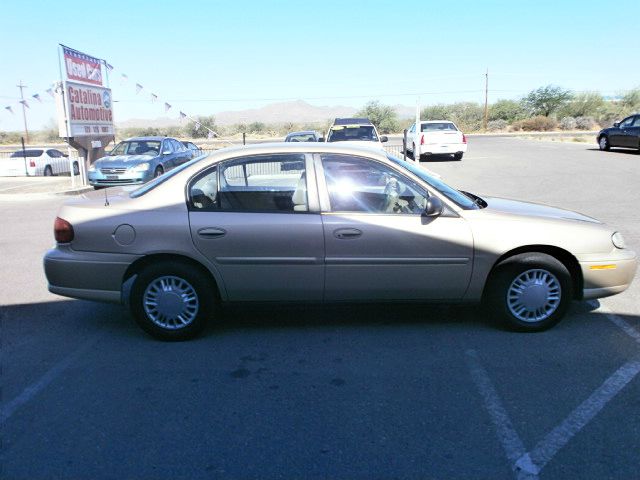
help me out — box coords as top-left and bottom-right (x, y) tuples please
(44, 245), (141, 303)
(417, 143), (468, 156)
(579, 249), (637, 300)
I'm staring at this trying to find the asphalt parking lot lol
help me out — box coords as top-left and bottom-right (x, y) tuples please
(1, 136), (639, 479)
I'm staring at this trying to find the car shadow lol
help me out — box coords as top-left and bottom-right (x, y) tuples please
(586, 148), (640, 155)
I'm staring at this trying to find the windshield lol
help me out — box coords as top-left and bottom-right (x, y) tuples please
(386, 154), (479, 209)
(110, 140), (161, 156)
(129, 155), (205, 198)
(327, 125), (378, 142)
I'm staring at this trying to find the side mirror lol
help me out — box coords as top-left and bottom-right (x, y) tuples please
(380, 136), (388, 143)
(318, 137), (325, 142)
(613, 122), (620, 127)
(423, 196), (443, 217)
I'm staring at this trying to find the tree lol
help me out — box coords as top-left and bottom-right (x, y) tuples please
(620, 87), (640, 111)
(356, 101), (399, 134)
(421, 102), (484, 132)
(185, 115), (217, 138)
(560, 92), (606, 118)
(523, 85), (573, 117)
(488, 99), (526, 122)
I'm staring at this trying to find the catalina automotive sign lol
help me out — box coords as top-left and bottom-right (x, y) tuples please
(57, 81), (114, 136)
(63, 46), (103, 86)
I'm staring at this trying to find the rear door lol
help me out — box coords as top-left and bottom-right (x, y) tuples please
(627, 115), (640, 148)
(316, 153), (474, 301)
(188, 153), (324, 301)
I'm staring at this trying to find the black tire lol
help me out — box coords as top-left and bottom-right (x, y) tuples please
(484, 253), (572, 332)
(598, 135), (610, 151)
(453, 152), (463, 161)
(72, 161), (79, 176)
(43, 165), (53, 176)
(153, 166), (164, 178)
(412, 143), (421, 161)
(130, 261), (216, 341)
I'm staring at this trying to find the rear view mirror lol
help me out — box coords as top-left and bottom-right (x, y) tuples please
(380, 136), (388, 143)
(423, 196), (443, 217)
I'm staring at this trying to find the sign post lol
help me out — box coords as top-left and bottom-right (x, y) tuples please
(56, 44), (115, 187)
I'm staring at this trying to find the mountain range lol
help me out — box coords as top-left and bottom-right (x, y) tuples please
(117, 100), (416, 128)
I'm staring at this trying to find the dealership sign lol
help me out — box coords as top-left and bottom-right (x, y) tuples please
(63, 46), (103, 86)
(56, 81), (114, 137)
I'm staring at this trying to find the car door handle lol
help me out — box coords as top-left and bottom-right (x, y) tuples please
(197, 227), (226, 238)
(334, 228), (362, 239)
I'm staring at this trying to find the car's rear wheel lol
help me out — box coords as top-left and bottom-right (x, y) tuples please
(44, 165), (53, 176)
(130, 261), (216, 340)
(484, 253), (572, 332)
(598, 136), (610, 151)
(412, 143), (421, 161)
(154, 166), (164, 178)
(453, 152), (463, 161)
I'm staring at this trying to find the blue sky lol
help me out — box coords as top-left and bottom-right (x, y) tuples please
(1, 0), (639, 131)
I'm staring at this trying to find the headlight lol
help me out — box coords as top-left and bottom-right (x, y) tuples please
(612, 232), (626, 249)
(128, 163), (151, 172)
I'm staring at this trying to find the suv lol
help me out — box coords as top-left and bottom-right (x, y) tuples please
(88, 136), (193, 188)
(325, 118), (388, 150)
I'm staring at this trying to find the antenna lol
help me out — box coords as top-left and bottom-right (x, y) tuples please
(104, 187), (110, 206)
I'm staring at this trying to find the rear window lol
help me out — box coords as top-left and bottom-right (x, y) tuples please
(421, 123), (458, 132)
(10, 149), (44, 158)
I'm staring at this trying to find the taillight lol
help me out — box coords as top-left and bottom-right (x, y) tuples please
(420, 134), (425, 145)
(54, 217), (74, 243)
(29, 160), (36, 167)
(462, 134), (467, 144)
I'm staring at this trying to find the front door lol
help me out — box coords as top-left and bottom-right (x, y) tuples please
(188, 153), (324, 301)
(316, 153), (474, 301)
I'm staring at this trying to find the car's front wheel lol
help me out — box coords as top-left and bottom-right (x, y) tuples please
(153, 166), (164, 178)
(598, 136), (610, 151)
(130, 261), (216, 340)
(484, 253), (572, 332)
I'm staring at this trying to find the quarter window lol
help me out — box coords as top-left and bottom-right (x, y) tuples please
(321, 154), (428, 214)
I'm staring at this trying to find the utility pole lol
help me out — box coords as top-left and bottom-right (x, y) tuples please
(17, 80), (29, 144)
(483, 69), (489, 131)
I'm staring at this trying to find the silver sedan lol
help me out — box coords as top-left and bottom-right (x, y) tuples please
(44, 143), (637, 340)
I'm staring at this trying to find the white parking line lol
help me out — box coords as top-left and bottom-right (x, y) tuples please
(515, 357), (640, 475)
(469, 304), (640, 478)
(0, 333), (102, 425)
(465, 349), (537, 480)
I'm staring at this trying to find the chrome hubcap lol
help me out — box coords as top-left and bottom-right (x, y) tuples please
(599, 137), (607, 149)
(507, 269), (561, 323)
(143, 276), (199, 329)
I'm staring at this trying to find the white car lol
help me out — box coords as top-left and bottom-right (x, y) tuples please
(325, 118), (388, 151)
(0, 148), (79, 176)
(407, 121), (467, 160)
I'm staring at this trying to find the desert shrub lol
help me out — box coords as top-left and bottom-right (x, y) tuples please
(559, 117), (577, 130)
(575, 116), (596, 130)
(356, 101), (399, 134)
(422, 102), (484, 132)
(511, 116), (557, 131)
(487, 119), (508, 131)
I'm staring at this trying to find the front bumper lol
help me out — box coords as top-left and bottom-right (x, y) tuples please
(579, 249), (637, 300)
(88, 169), (152, 187)
(44, 245), (141, 303)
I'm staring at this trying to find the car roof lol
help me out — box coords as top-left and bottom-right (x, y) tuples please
(333, 118), (373, 126)
(124, 136), (169, 141)
(201, 142), (389, 162)
(286, 130), (317, 136)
